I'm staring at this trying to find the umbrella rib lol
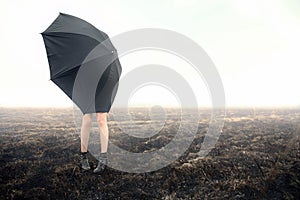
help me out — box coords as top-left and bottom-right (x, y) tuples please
(42, 31), (108, 45)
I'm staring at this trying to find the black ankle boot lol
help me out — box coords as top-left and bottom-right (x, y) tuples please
(80, 152), (91, 170)
(93, 152), (108, 173)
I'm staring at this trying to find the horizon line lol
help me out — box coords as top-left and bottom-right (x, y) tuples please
(0, 105), (299, 109)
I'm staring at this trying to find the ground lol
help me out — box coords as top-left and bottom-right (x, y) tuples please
(0, 107), (299, 199)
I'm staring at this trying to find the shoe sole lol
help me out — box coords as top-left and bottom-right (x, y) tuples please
(81, 166), (91, 170)
(93, 167), (106, 174)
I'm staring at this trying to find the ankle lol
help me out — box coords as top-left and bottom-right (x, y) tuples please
(100, 151), (107, 155)
(81, 151), (89, 159)
(81, 150), (89, 154)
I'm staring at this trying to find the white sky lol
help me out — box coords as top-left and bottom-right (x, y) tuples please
(0, 0), (300, 108)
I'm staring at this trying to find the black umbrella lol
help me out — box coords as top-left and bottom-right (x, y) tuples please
(41, 13), (122, 114)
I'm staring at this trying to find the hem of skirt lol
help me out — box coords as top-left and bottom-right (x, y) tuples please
(82, 109), (110, 115)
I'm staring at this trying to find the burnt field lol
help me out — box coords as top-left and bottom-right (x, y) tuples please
(0, 107), (299, 199)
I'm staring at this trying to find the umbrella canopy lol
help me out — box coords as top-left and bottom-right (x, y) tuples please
(41, 13), (122, 114)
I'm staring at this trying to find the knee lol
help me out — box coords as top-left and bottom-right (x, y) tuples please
(82, 114), (92, 127)
(96, 113), (107, 127)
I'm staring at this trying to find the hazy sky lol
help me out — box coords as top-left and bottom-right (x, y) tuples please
(1, 0), (299, 108)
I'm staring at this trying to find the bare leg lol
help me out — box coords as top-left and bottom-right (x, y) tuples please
(93, 112), (109, 173)
(96, 112), (108, 153)
(80, 114), (92, 153)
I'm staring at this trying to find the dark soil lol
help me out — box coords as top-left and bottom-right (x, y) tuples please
(0, 107), (299, 199)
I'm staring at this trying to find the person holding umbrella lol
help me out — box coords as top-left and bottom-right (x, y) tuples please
(41, 13), (122, 173)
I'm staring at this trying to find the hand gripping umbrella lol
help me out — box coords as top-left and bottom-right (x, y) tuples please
(41, 13), (122, 114)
